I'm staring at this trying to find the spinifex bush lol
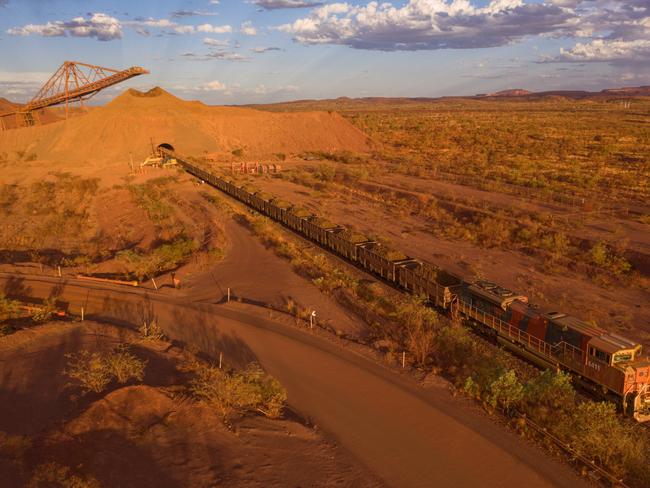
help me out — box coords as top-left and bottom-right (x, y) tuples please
(65, 346), (146, 393)
(27, 462), (100, 488)
(103, 345), (147, 384)
(65, 351), (112, 393)
(31, 298), (57, 324)
(139, 318), (165, 341)
(0, 294), (19, 326)
(190, 362), (287, 420)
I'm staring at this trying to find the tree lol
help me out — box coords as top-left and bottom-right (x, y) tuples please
(0, 294), (19, 335)
(0, 294), (19, 322)
(562, 402), (637, 478)
(488, 370), (524, 413)
(396, 296), (439, 367)
(524, 370), (575, 421)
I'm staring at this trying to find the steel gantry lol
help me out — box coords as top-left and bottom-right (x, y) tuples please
(0, 61), (148, 130)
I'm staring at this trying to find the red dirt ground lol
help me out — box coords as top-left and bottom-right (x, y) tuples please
(0, 321), (383, 487)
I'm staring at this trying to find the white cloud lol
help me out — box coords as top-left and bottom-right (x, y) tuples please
(0, 71), (51, 83)
(253, 0), (323, 9)
(203, 37), (229, 46)
(250, 46), (282, 53)
(278, 0), (577, 51)
(208, 51), (251, 61)
(557, 39), (650, 62)
(199, 80), (228, 91)
(181, 50), (250, 61)
(7, 12), (122, 41)
(0, 72), (52, 102)
(171, 10), (218, 18)
(124, 18), (231, 36)
(132, 18), (174, 28)
(187, 80), (299, 98)
(277, 0), (650, 70)
(240, 21), (258, 36)
(252, 83), (300, 95)
(197, 23), (232, 33)
(173, 25), (196, 34)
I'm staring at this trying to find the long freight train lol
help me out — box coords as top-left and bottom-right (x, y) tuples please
(159, 145), (650, 422)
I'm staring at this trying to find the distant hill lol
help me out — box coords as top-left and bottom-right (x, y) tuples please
(249, 85), (650, 113)
(601, 86), (650, 96)
(481, 86), (650, 100)
(0, 97), (20, 113)
(488, 89), (532, 97)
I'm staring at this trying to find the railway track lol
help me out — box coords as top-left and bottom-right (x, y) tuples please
(0, 273), (590, 488)
(160, 146), (650, 427)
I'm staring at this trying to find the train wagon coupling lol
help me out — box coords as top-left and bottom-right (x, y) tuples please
(157, 144), (650, 423)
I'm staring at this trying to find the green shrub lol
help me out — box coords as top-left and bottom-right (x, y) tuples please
(523, 370), (574, 421)
(558, 402), (645, 480)
(104, 345), (147, 384)
(190, 362), (287, 420)
(487, 369), (524, 412)
(32, 298), (57, 323)
(118, 238), (197, 280)
(65, 351), (112, 393)
(434, 325), (475, 373)
(139, 319), (165, 341)
(27, 462), (100, 488)
(395, 296), (438, 367)
(0, 295), (19, 335)
(463, 377), (481, 399)
(65, 346), (146, 393)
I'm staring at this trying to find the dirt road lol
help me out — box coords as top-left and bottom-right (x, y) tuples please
(0, 273), (588, 488)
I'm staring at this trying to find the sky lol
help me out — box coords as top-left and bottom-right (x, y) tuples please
(0, 0), (648, 104)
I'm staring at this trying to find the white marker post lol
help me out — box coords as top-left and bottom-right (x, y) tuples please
(310, 310), (316, 330)
(151, 277), (158, 290)
(227, 288), (231, 302)
(81, 307), (84, 322)
(57, 266), (61, 277)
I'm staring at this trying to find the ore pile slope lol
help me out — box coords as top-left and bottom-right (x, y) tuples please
(0, 87), (372, 163)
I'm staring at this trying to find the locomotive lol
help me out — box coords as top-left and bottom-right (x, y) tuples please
(160, 146), (650, 422)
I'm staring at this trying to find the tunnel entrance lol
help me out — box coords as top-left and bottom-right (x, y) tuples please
(156, 143), (175, 155)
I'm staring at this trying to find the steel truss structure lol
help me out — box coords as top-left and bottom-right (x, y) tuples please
(0, 61), (148, 130)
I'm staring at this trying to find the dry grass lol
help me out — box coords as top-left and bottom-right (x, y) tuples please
(190, 362), (287, 420)
(65, 346), (146, 393)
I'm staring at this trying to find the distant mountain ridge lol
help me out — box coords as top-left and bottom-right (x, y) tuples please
(488, 89), (533, 97)
(478, 85), (650, 99)
(2, 85), (649, 114)
(246, 85), (650, 109)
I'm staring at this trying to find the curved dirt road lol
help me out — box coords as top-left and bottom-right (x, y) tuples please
(0, 273), (588, 488)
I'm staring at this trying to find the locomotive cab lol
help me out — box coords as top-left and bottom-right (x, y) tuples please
(587, 333), (642, 368)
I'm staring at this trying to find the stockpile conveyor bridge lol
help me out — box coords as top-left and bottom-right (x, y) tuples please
(0, 61), (148, 130)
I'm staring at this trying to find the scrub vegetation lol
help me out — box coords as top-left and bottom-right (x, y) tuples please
(242, 210), (649, 486)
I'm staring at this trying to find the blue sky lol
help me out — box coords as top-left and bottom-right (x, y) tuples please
(0, 0), (648, 104)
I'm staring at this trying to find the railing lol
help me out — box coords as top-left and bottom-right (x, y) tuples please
(455, 299), (584, 367)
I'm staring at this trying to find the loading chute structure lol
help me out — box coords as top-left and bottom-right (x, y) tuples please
(0, 61), (148, 130)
